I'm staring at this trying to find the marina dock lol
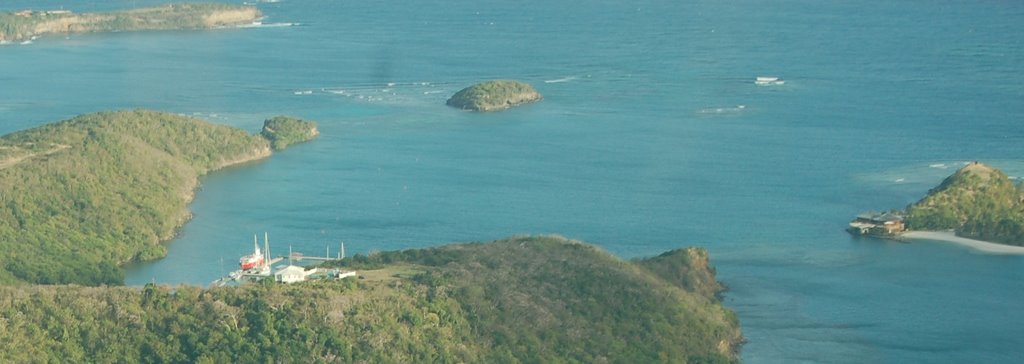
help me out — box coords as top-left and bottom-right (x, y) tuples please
(211, 234), (350, 287)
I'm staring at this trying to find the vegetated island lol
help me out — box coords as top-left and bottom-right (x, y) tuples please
(261, 115), (320, 150)
(0, 236), (742, 363)
(446, 80), (542, 112)
(849, 162), (1024, 250)
(0, 110), (318, 285)
(0, 3), (261, 43)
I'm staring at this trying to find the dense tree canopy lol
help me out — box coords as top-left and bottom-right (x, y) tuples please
(0, 111), (741, 362)
(0, 236), (741, 363)
(0, 110), (276, 285)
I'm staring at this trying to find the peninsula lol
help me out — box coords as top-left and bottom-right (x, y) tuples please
(850, 162), (1024, 248)
(0, 3), (261, 43)
(0, 112), (742, 362)
(446, 80), (542, 112)
(0, 110), (317, 285)
(0, 236), (742, 363)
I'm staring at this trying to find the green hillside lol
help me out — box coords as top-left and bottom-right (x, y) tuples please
(0, 236), (741, 363)
(0, 110), (307, 285)
(905, 162), (1024, 245)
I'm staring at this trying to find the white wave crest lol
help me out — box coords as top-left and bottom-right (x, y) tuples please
(698, 105), (746, 115)
(544, 76), (577, 84)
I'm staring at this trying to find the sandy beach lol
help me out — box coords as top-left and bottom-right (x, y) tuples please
(902, 231), (1024, 255)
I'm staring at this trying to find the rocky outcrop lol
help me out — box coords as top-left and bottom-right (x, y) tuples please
(260, 116), (319, 151)
(636, 247), (727, 302)
(446, 80), (542, 112)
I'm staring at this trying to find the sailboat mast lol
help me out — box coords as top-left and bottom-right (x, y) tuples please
(264, 232), (270, 268)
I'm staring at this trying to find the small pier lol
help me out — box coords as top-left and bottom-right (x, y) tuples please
(285, 243), (344, 262)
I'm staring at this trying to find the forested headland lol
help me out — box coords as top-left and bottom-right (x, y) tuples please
(905, 162), (1024, 246)
(261, 116), (319, 150)
(0, 111), (742, 362)
(0, 110), (315, 285)
(0, 236), (742, 363)
(0, 3), (260, 43)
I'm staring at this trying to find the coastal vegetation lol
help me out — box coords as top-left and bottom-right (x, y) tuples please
(0, 3), (260, 43)
(0, 236), (741, 363)
(904, 162), (1024, 246)
(0, 110), (309, 285)
(0, 112), (739, 362)
(446, 80), (542, 111)
(261, 116), (319, 151)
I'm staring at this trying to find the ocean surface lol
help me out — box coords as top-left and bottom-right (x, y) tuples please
(2, 0), (1023, 362)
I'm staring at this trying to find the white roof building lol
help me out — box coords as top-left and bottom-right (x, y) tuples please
(274, 265), (309, 283)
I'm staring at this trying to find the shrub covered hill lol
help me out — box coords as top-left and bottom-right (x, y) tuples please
(0, 236), (742, 363)
(0, 4), (260, 43)
(446, 80), (543, 112)
(0, 110), (317, 285)
(905, 162), (1024, 245)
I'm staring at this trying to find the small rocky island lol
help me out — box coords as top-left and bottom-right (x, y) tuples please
(850, 162), (1024, 246)
(0, 3), (261, 43)
(446, 80), (542, 112)
(261, 116), (319, 150)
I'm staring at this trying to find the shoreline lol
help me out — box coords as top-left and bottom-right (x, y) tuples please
(138, 145), (274, 263)
(1, 4), (261, 43)
(902, 231), (1024, 255)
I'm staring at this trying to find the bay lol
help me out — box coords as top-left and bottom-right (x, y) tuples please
(2, 0), (1022, 362)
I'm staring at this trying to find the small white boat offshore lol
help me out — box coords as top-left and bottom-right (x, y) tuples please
(755, 76), (785, 85)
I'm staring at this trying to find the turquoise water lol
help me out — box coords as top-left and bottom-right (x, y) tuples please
(3, 0), (1023, 362)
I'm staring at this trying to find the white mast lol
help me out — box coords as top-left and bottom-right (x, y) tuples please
(253, 234), (260, 255)
(340, 241), (345, 260)
(264, 232), (270, 268)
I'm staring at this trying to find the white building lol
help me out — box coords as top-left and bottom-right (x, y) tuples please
(274, 265), (309, 283)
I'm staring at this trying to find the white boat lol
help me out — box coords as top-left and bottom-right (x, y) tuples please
(755, 76), (785, 85)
